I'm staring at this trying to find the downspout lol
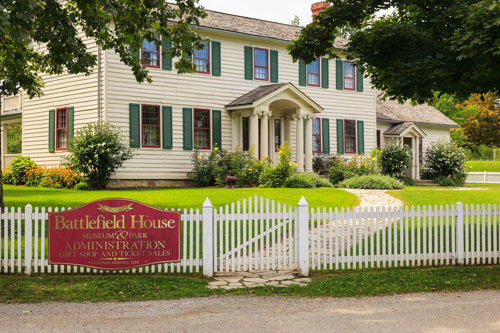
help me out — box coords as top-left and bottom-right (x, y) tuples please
(97, 44), (101, 121)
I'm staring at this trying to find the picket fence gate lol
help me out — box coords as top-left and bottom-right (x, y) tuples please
(1, 197), (500, 277)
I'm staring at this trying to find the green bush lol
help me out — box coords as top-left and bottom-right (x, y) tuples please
(259, 143), (295, 188)
(337, 175), (405, 190)
(379, 140), (413, 178)
(422, 138), (467, 186)
(312, 153), (337, 176)
(3, 156), (36, 185)
(396, 175), (417, 186)
(64, 122), (135, 189)
(285, 173), (333, 188)
(328, 155), (377, 185)
(74, 182), (91, 191)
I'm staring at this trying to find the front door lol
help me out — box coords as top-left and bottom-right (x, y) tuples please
(273, 119), (282, 163)
(403, 137), (413, 177)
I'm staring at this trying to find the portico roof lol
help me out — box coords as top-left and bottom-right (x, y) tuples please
(225, 82), (324, 113)
(383, 122), (427, 138)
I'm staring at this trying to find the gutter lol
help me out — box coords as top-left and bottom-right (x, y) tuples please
(1, 110), (22, 118)
(377, 118), (460, 128)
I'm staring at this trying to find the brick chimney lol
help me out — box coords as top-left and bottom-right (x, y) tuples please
(311, 1), (331, 19)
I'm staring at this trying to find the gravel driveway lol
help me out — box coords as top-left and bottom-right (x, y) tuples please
(1, 290), (499, 332)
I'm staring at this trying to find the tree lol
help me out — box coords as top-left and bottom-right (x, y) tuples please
(0, 0), (207, 207)
(291, 15), (300, 26)
(288, 0), (500, 105)
(456, 92), (500, 147)
(430, 92), (469, 146)
(7, 125), (22, 154)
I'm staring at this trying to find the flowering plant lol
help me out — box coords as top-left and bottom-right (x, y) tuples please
(422, 138), (467, 186)
(379, 140), (413, 178)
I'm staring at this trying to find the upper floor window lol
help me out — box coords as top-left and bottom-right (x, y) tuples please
(344, 120), (356, 154)
(312, 118), (321, 153)
(307, 59), (320, 87)
(344, 61), (355, 90)
(142, 39), (160, 68)
(142, 105), (160, 148)
(254, 48), (268, 81)
(194, 41), (210, 74)
(194, 109), (210, 149)
(56, 108), (67, 150)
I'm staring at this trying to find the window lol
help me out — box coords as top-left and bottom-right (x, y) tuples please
(194, 41), (210, 74)
(312, 118), (321, 153)
(419, 138), (423, 163)
(194, 109), (210, 149)
(142, 105), (160, 148)
(142, 39), (160, 68)
(242, 117), (249, 151)
(307, 59), (320, 86)
(254, 48), (268, 80)
(344, 120), (356, 154)
(56, 108), (67, 150)
(377, 130), (381, 148)
(275, 119), (281, 151)
(344, 61), (355, 90)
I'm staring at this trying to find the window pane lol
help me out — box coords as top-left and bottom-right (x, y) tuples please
(142, 105), (160, 147)
(142, 52), (159, 66)
(344, 120), (356, 153)
(194, 41), (209, 59)
(308, 73), (319, 86)
(345, 78), (355, 90)
(56, 109), (67, 149)
(344, 62), (355, 78)
(255, 49), (268, 67)
(312, 118), (321, 152)
(194, 58), (209, 72)
(255, 67), (268, 80)
(142, 40), (157, 52)
(242, 117), (249, 151)
(275, 119), (281, 152)
(308, 59), (320, 74)
(194, 110), (210, 149)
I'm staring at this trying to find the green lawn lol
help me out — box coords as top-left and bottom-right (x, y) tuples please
(388, 185), (500, 207)
(1, 265), (500, 303)
(4, 186), (359, 210)
(468, 161), (500, 172)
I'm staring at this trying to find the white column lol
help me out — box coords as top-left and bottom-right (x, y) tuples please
(411, 137), (416, 179)
(304, 116), (313, 173)
(268, 116), (274, 155)
(260, 112), (269, 159)
(231, 113), (239, 152)
(296, 115), (304, 172)
(285, 116), (292, 146)
(415, 137), (420, 180)
(1, 124), (7, 168)
(249, 111), (259, 153)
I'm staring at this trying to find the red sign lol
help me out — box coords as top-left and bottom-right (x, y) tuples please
(49, 199), (180, 270)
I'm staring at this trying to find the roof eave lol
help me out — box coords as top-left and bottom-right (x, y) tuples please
(377, 118), (459, 128)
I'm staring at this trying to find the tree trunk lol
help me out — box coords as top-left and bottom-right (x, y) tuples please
(0, 94), (4, 210)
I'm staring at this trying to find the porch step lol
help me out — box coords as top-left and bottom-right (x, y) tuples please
(415, 180), (440, 186)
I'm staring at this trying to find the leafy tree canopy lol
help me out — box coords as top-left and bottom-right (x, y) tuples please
(0, 0), (207, 99)
(288, 0), (500, 104)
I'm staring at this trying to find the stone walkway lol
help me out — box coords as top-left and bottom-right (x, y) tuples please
(208, 270), (311, 289)
(342, 189), (403, 208)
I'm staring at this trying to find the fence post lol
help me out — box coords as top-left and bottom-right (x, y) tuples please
(24, 204), (33, 276)
(202, 198), (214, 278)
(297, 196), (309, 277)
(456, 202), (464, 265)
(484, 171), (487, 183)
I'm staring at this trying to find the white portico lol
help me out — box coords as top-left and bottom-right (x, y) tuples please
(226, 83), (323, 172)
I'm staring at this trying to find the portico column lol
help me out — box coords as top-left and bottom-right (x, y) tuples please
(260, 111), (269, 159)
(268, 115), (274, 154)
(415, 137), (420, 180)
(1, 125), (7, 168)
(304, 116), (313, 173)
(231, 113), (239, 151)
(285, 116), (292, 145)
(411, 137), (416, 179)
(249, 111), (259, 152)
(296, 115), (304, 172)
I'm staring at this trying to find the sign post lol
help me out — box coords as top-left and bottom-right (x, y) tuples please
(49, 199), (180, 270)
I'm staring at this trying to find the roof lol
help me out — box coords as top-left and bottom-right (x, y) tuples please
(383, 122), (414, 136)
(226, 83), (287, 106)
(175, 7), (349, 46)
(376, 94), (459, 127)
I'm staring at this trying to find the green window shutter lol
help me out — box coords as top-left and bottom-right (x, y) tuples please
(322, 118), (330, 154)
(244, 46), (253, 80)
(67, 106), (74, 147)
(270, 50), (278, 83)
(357, 120), (365, 154)
(336, 59), (343, 90)
(321, 58), (329, 88)
(212, 110), (222, 148)
(212, 41), (221, 76)
(129, 104), (141, 148)
(336, 119), (344, 154)
(299, 60), (306, 86)
(183, 108), (193, 150)
(130, 45), (140, 62)
(162, 106), (173, 149)
(162, 37), (172, 70)
(356, 64), (363, 92)
(48, 109), (55, 152)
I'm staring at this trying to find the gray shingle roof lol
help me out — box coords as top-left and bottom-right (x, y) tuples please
(376, 94), (459, 127)
(384, 122), (415, 135)
(226, 83), (287, 107)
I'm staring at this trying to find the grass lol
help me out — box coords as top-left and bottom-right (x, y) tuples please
(388, 184), (500, 207)
(1, 265), (500, 303)
(3, 186), (359, 211)
(468, 161), (500, 172)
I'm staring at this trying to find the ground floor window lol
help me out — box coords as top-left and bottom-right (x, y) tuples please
(344, 120), (356, 153)
(242, 117), (249, 151)
(56, 108), (67, 150)
(194, 109), (210, 149)
(313, 118), (321, 153)
(142, 105), (160, 148)
(377, 130), (381, 148)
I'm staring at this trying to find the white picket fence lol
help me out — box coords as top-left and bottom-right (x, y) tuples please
(1, 198), (500, 277)
(466, 172), (500, 184)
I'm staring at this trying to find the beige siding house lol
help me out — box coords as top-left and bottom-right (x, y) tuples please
(1, 4), (458, 187)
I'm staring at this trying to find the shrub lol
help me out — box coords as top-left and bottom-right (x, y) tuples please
(236, 147), (265, 187)
(24, 164), (45, 187)
(2, 166), (13, 185)
(3, 156), (36, 185)
(39, 166), (82, 189)
(422, 138), (467, 186)
(259, 143), (295, 188)
(379, 140), (413, 178)
(74, 182), (91, 191)
(328, 155), (378, 185)
(285, 173), (333, 188)
(189, 148), (216, 187)
(312, 153), (337, 176)
(396, 175), (417, 186)
(337, 175), (405, 190)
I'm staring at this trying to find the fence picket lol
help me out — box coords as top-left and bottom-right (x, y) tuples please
(476, 205), (481, 264)
(487, 204), (492, 264)
(494, 204), (497, 264)
(482, 204), (486, 265)
(416, 206), (421, 266)
(445, 204), (450, 265)
(317, 208), (321, 269)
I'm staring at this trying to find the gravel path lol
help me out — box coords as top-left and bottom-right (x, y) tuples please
(1, 290), (500, 332)
(341, 189), (404, 208)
